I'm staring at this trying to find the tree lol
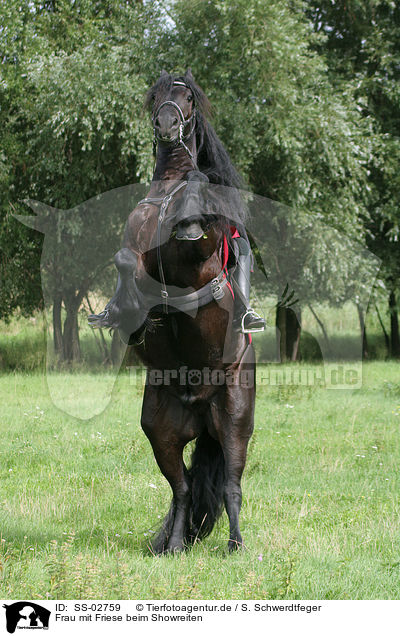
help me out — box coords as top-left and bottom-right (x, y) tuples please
(0, 1), (47, 321)
(0, 0), (161, 359)
(2, 0), (391, 364)
(157, 0), (372, 359)
(305, 0), (400, 357)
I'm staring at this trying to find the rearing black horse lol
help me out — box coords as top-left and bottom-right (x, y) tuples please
(90, 69), (257, 553)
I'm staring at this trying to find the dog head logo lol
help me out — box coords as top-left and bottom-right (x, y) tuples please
(3, 602), (50, 633)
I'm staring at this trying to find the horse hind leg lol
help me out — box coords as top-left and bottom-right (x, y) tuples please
(149, 451), (192, 554)
(150, 501), (175, 554)
(150, 464), (192, 554)
(150, 419), (226, 553)
(211, 398), (254, 551)
(224, 461), (245, 551)
(141, 388), (196, 554)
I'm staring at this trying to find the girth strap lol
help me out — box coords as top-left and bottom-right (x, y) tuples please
(136, 269), (228, 315)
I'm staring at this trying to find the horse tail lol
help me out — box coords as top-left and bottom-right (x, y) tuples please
(187, 426), (225, 543)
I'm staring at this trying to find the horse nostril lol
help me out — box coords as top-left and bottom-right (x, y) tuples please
(172, 117), (178, 127)
(155, 117), (161, 128)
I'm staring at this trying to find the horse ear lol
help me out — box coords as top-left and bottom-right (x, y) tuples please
(160, 69), (169, 77)
(185, 68), (194, 82)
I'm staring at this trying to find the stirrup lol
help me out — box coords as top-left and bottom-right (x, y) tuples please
(241, 308), (266, 334)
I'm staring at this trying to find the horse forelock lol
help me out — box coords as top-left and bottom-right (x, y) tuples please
(144, 71), (212, 118)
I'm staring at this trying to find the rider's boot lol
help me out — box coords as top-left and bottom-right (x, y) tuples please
(232, 236), (266, 333)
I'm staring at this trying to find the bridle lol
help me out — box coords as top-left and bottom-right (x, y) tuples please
(152, 80), (199, 171)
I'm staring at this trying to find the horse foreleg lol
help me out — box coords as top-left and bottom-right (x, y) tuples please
(222, 433), (249, 551)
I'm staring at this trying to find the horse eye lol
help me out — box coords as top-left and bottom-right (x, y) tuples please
(187, 94), (193, 102)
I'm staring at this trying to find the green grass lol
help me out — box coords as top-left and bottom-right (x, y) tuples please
(0, 362), (400, 599)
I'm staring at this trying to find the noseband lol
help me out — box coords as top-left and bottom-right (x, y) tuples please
(152, 80), (198, 171)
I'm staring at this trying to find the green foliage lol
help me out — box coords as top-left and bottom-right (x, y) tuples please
(154, 0), (379, 325)
(0, 0), (398, 345)
(305, 0), (400, 292)
(0, 0), (160, 322)
(160, 0), (370, 231)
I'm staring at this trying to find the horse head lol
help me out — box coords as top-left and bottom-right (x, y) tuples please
(146, 69), (210, 148)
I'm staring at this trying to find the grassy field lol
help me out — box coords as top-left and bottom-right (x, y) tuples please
(0, 362), (400, 599)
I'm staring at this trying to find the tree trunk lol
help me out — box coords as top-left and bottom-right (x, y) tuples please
(86, 295), (110, 363)
(63, 293), (81, 363)
(375, 302), (390, 356)
(276, 305), (287, 362)
(53, 294), (63, 359)
(389, 290), (400, 358)
(276, 305), (301, 362)
(356, 303), (368, 360)
(308, 303), (331, 355)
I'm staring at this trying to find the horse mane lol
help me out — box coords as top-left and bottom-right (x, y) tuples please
(144, 70), (244, 191)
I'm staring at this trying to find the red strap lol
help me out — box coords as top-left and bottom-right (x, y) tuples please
(222, 234), (229, 270)
(226, 280), (234, 298)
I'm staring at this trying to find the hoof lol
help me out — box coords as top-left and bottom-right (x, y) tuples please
(228, 538), (245, 552)
(151, 537), (186, 555)
(119, 328), (145, 346)
(149, 541), (184, 556)
(165, 543), (185, 555)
